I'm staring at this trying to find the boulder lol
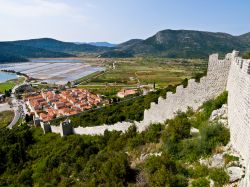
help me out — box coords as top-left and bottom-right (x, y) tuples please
(227, 166), (244, 183)
(210, 104), (228, 121)
(199, 153), (225, 168)
(190, 127), (199, 135)
(210, 154), (225, 168)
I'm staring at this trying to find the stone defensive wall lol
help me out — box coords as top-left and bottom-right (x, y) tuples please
(44, 51), (233, 136)
(226, 53), (250, 186)
(41, 50), (250, 185)
(142, 52), (232, 125)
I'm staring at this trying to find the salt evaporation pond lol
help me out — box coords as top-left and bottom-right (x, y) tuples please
(0, 59), (105, 85)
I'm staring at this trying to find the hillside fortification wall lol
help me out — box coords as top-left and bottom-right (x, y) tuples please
(46, 51), (232, 136)
(140, 52), (232, 127)
(41, 51), (250, 185)
(226, 53), (250, 186)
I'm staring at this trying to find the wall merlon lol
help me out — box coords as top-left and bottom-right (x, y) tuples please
(150, 102), (156, 108)
(166, 91), (173, 98)
(209, 53), (219, 63)
(187, 79), (197, 88)
(176, 85), (184, 93)
(158, 97), (165, 104)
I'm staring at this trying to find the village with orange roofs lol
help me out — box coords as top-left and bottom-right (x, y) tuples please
(26, 88), (103, 123)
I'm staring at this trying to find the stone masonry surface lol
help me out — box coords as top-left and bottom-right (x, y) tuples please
(226, 53), (250, 186)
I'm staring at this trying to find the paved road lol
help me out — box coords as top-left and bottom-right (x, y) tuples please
(7, 83), (27, 129)
(8, 107), (20, 129)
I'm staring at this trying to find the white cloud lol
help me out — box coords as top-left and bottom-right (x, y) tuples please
(0, 0), (85, 18)
(0, 0), (93, 41)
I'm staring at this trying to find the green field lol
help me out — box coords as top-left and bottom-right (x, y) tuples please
(79, 57), (207, 90)
(0, 111), (14, 128)
(0, 76), (25, 94)
(0, 82), (15, 94)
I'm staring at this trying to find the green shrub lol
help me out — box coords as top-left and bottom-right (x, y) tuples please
(178, 138), (202, 161)
(162, 112), (191, 143)
(143, 123), (162, 143)
(143, 154), (188, 187)
(209, 168), (229, 186)
(200, 123), (230, 154)
(162, 112), (191, 154)
(223, 154), (239, 165)
(191, 177), (210, 187)
(188, 164), (209, 179)
(191, 91), (228, 128)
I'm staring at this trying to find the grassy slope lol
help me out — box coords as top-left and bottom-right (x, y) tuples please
(0, 82), (15, 93)
(0, 77), (25, 94)
(0, 111), (14, 128)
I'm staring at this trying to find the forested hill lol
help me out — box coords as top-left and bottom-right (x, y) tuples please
(0, 38), (112, 63)
(0, 42), (74, 63)
(9, 38), (111, 54)
(1, 30), (250, 62)
(102, 30), (250, 58)
(244, 51), (250, 59)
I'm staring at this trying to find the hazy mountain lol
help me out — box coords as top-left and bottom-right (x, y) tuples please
(87, 42), (117, 47)
(108, 29), (250, 58)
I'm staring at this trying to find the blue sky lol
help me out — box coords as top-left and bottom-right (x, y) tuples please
(0, 0), (249, 43)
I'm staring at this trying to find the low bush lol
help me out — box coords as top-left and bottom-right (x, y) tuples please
(209, 168), (229, 186)
(191, 177), (210, 187)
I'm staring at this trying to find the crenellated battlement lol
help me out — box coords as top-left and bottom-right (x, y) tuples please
(230, 56), (250, 75)
(142, 51), (232, 125)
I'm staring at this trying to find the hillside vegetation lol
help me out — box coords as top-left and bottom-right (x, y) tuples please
(9, 38), (111, 54)
(0, 42), (73, 63)
(0, 38), (112, 63)
(102, 30), (250, 58)
(243, 51), (250, 59)
(0, 92), (229, 186)
(0, 111), (14, 128)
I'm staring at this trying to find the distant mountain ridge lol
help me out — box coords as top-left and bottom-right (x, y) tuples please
(87, 42), (117, 47)
(0, 42), (73, 63)
(9, 38), (110, 53)
(74, 42), (116, 47)
(0, 38), (111, 63)
(102, 29), (250, 58)
(1, 30), (250, 62)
